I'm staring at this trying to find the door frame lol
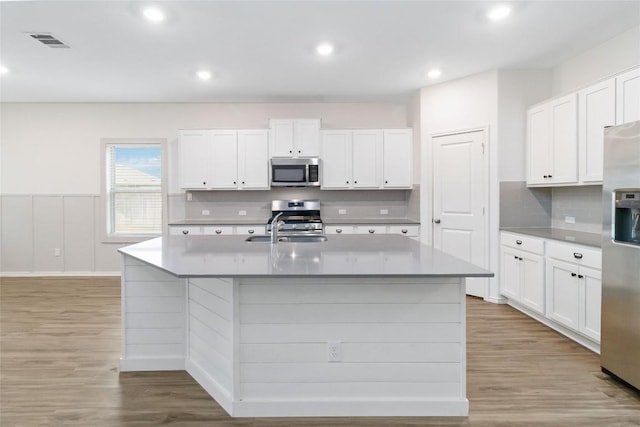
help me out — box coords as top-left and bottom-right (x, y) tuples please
(422, 126), (497, 301)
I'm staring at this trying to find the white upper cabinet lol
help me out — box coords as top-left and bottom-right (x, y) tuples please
(179, 129), (269, 190)
(352, 130), (383, 189)
(321, 130), (352, 189)
(616, 67), (640, 125)
(237, 130), (270, 190)
(210, 130), (239, 189)
(321, 128), (412, 190)
(527, 94), (578, 186)
(382, 129), (413, 189)
(179, 130), (211, 189)
(578, 78), (616, 184)
(269, 119), (320, 158)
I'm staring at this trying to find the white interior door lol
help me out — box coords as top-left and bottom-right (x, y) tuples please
(433, 130), (488, 298)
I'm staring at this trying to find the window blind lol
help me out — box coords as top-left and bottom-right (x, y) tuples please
(106, 145), (162, 235)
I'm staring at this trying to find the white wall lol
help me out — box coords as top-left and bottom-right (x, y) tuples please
(0, 102), (408, 274)
(419, 70), (501, 302)
(1, 103), (407, 195)
(552, 25), (640, 95)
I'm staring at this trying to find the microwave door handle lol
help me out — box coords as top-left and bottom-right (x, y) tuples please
(305, 163), (310, 184)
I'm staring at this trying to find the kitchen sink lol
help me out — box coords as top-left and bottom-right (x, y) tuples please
(245, 234), (328, 243)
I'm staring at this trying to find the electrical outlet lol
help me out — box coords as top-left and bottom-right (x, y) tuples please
(186, 192), (192, 201)
(238, 210), (247, 216)
(380, 209), (389, 215)
(327, 341), (341, 362)
(54, 248), (61, 257)
(565, 216), (575, 224)
(202, 209), (210, 216)
(338, 209), (347, 215)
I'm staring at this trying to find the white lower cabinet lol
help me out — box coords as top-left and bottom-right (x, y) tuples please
(169, 224), (264, 236)
(500, 233), (545, 315)
(500, 231), (602, 348)
(325, 224), (419, 240)
(546, 241), (602, 342)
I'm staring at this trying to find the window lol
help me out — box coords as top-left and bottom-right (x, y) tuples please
(105, 143), (162, 237)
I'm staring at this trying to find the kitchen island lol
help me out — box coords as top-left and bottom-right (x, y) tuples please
(118, 234), (492, 417)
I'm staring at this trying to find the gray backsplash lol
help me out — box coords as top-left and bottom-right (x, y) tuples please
(551, 185), (603, 234)
(500, 181), (603, 234)
(168, 186), (420, 223)
(500, 181), (552, 228)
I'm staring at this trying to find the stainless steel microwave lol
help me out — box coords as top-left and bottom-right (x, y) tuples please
(270, 158), (320, 187)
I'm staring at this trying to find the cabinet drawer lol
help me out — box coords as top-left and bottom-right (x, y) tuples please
(236, 225), (265, 235)
(169, 226), (202, 235)
(355, 225), (387, 235)
(547, 241), (601, 269)
(202, 226), (234, 236)
(388, 225), (419, 237)
(325, 225), (355, 235)
(500, 232), (545, 255)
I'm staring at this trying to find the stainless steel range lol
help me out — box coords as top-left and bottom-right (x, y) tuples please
(267, 199), (323, 235)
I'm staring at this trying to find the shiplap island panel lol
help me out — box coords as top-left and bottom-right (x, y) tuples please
(118, 235), (492, 417)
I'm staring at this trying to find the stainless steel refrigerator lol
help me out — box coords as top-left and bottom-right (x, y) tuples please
(601, 120), (640, 391)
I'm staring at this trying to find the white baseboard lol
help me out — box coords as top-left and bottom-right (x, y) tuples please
(185, 359), (234, 416)
(507, 299), (600, 354)
(0, 271), (121, 278)
(119, 357), (185, 372)
(484, 295), (508, 304)
(231, 399), (469, 417)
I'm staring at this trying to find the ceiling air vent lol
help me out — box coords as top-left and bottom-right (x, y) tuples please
(27, 33), (70, 48)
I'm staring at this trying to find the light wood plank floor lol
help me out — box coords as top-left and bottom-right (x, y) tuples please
(1, 277), (638, 426)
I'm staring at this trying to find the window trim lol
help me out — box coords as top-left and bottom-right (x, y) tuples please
(100, 138), (167, 244)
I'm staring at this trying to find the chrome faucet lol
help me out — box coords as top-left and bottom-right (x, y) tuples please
(270, 212), (285, 244)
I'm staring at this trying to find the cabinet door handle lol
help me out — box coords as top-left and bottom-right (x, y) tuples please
(233, 181), (237, 185)
(573, 252), (583, 259)
(401, 229), (408, 234)
(543, 175), (548, 178)
(514, 255), (519, 260)
(336, 229), (343, 234)
(516, 240), (522, 245)
(203, 181), (206, 185)
(182, 230), (189, 235)
(434, 219), (441, 224)
(518, 257), (523, 261)
(368, 229), (375, 234)
(298, 150), (301, 154)
(571, 272), (577, 277)
(578, 274), (584, 279)
(248, 229), (255, 234)
(354, 180), (358, 184)
(346, 181), (349, 184)
(242, 181), (245, 184)
(548, 175), (553, 178)
(215, 229), (222, 234)
(289, 150), (293, 154)
(385, 180), (388, 184)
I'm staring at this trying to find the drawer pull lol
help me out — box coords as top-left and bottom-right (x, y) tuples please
(215, 229), (222, 234)
(369, 229), (375, 234)
(514, 255), (519, 260)
(516, 240), (522, 245)
(401, 229), (408, 234)
(336, 229), (343, 234)
(182, 230), (189, 235)
(519, 257), (523, 261)
(573, 252), (583, 259)
(248, 229), (255, 234)
(578, 274), (584, 279)
(571, 272), (577, 277)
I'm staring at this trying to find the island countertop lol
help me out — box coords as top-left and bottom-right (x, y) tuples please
(119, 234), (493, 279)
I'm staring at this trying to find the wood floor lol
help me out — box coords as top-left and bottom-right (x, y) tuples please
(1, 277), (638, 426)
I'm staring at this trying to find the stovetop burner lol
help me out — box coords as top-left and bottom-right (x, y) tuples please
(267, 199), (324, 234)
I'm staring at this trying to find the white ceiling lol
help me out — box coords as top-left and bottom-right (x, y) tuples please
(1, 1), (639, 103)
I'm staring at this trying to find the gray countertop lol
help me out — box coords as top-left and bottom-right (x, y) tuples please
(169, 218), (420, 226)
(119, 235), (492, 278)
(501, 227), (601, 248)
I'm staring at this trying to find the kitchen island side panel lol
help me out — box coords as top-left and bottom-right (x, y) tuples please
(120, 255), (186, 371)
(234, 277), (468, 417)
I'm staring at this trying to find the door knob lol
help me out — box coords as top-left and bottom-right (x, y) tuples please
(434, 219), (441, 224)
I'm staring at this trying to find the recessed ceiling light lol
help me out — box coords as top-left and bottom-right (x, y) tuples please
(0, 65), (9, 75)
(316, 43), (334, 56)
(427, 69), (442, 79)
(143, 7), (165, 23)
(487, 5), (511, 21)
(196, 70), (212, 81)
